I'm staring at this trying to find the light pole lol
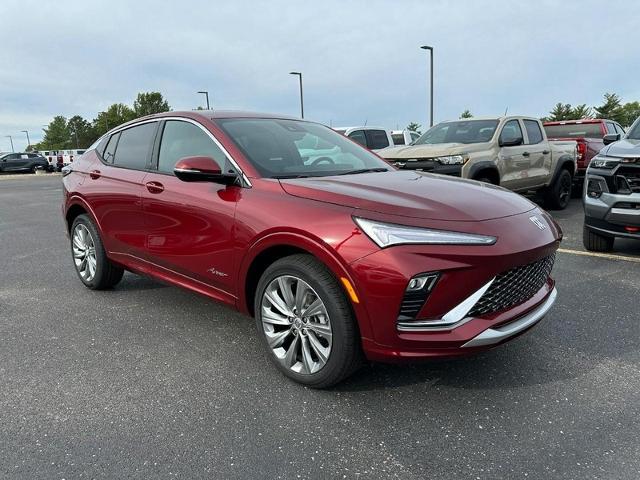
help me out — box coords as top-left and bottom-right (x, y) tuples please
(5, 135), (14, 152)
(420, 45), (434, 127)
(197, 91), (210, 110)
(21, 130), (31, 150)
(99, 112), (109, 131)
(289, 72), (304, 119)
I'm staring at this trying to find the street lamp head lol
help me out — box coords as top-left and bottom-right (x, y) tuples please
(289, 71), (301, 76)
(197, 91), (208, 94)
(420, 45), (433, 51)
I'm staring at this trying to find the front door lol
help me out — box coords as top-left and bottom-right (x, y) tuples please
(142, 119), (239, 295)
(497, 119), (530, 191)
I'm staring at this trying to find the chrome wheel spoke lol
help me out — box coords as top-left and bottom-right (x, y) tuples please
(72, 224), (96, 282)
(307, 331), (330, 365)
(261, 275), (333, 376)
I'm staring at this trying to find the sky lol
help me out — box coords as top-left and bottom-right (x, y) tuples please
(1, 0), (639, 151)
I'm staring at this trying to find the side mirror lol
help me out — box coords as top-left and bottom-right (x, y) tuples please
(499, 136), (523, 147)
(603, 133), (620, 145)
(174, 156), (239, 185)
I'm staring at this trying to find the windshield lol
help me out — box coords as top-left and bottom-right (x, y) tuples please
(544, 123), (603, 139)
(627, 120), (640, 140)
(413, 120), (499, 145)
(217, 118), (391, 178)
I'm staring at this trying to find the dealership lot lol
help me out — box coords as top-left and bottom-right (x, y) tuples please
(1, 175), (639, 479)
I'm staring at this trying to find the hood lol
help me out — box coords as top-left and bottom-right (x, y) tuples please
(279, 170), (536, 222)
(601, 138), (640, 157)
(378, 143), (475, 159)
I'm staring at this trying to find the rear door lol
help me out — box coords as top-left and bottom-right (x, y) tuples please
(141, 118), (239, 294)
(82, 121), (158, 257)
(497, 119), (529, 191)
(522, 119), (551, 187)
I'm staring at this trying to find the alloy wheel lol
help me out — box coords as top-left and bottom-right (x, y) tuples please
(261, 275), (333, 375)
(72, 224), (97, 282)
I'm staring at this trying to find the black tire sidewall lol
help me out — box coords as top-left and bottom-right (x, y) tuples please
(254, 256), (357, 387)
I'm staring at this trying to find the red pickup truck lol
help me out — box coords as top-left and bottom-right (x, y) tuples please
(543, 119), (626, 193)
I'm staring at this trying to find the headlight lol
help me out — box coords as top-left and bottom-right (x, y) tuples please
(353, 217), (497, 248)
(589, 155), (635, 169)
(435, 155), (468, 165)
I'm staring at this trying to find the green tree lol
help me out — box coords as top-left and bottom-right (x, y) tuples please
(570, 104), (592, 119)
(93, 103), (135, 136)
(67, 115), (97, 148)
(406, 122), (422, 134)
(620, 101), (640, 128)
(133, 91), (170, 117)
(41, 116), (71, 149)
(594, 93), (624, 123)
(459, 109), (473, 119)
(544, 103), (574, 122)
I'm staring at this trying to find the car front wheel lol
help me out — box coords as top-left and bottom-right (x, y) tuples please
(254, 254), (362, 388)
(70, 214), (124, 289)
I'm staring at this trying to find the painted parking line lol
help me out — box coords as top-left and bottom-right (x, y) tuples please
(558, 248), (640, 263)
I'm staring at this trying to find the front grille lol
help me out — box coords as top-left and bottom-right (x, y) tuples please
(468, 253), (555, 317)
(616, 168), (640, 193)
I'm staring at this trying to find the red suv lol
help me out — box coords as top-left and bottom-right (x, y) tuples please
(63, 111), (561, 387)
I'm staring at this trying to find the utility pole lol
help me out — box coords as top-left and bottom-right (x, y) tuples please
(420, 45), (434, 127)
(289, 72), (304, 119)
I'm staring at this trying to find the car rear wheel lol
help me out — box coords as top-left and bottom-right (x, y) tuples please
(545, 169), (572, 210)
(254, 254), (362, 388)
(583, 225), (614, 252)
(70, 214), (124, 289)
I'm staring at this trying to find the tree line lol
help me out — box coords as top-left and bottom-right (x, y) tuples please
(34, 92), (170, 151)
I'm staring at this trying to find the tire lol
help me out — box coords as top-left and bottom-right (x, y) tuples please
(475, 176), (496, 185)
(545, 168), (572, 210)
(583, 225), (614, 252)
(254, 254), (362, 388)
(70, 214), (124, 289)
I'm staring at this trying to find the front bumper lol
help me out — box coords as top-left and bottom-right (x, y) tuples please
(348, 209), (561, 361)
(584, 168), (640, 239)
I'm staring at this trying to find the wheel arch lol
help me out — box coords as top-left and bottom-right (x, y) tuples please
(238, 232), (373, 340)
(468, 161), (500, 184)
(65, 196), (100, 233)
(549, 156), (575, 186)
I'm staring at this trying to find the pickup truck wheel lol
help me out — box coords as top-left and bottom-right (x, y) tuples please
(583, 225), (614, 252)
(545, 169), (572, 210)
(254, 254), (362, 388)
(475, 176), (496, 185)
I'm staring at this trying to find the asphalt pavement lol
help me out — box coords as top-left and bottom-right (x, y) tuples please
(1, 174), (639, 479)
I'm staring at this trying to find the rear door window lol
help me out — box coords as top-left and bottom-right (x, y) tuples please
(523, 120), (543, 144)
(112, 122), (157, 170)
(365, 130), (390, 149)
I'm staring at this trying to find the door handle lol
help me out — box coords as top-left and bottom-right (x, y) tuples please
(89, 169), (101, 179)
(145, 181), (164, 194)
(522, 152), (530, 157)
(542, 150), (550, 154)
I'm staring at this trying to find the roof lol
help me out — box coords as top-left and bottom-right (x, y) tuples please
(542, 118), (603, 125)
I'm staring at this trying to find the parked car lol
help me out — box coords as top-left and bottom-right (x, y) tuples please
(378, 116), (577, 210)
(334, 126), (394, 151)
(391, 129), (421, 146)
(0, 152), (51, 173)
(583, 116), (640, 251)
(39, 150), (64, 171)
(63, 111), (561, 387)
(543, 118), (625, 194)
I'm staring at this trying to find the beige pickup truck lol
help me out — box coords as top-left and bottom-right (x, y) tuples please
(378, 116), (577, 209)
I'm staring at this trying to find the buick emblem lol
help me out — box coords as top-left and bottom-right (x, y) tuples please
(529, 216), (546, 230)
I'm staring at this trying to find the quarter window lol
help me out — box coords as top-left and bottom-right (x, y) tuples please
(157, 120), (227, 174)
(112, 122), (157, 170)
(523, 120), (543, 144)
(103, 133), (120, 164)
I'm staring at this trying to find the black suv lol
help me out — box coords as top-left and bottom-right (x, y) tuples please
(0, 152), (52, 173)
(583, 117), (640, 251)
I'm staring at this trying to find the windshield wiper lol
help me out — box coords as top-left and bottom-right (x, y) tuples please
(272, 174), (310, 179)
(336, 168), (389, 175)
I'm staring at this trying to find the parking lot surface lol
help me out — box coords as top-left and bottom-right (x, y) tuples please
(1, 175), (639, 479)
